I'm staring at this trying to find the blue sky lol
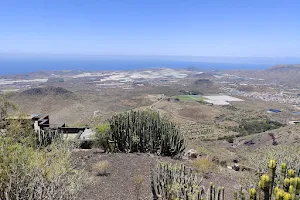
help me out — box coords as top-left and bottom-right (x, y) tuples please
(1, 0), (300, 57)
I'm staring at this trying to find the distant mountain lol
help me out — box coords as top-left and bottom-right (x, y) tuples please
(227, 64), (300, 86)
(10, 86), (80, 124)
(267, 64), (300, 71)
(264, 64), (300, 85)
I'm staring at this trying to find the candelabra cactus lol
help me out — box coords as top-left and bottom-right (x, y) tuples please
(108, 110), (185, 156)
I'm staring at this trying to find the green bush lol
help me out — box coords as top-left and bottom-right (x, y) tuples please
(93, 123), (111, 151)
(193, 158), (217, 176)
(108, 109), (185, 156)
(0, 131), (85, 199)
(233, 119), (283, 136)
(0, 100), (84, 199)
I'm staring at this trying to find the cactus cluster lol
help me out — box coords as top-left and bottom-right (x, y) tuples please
(150, 160), (299, 200)
(235, 160), (300, 200)
(151, 162), (224, 200)
(36, 128), (62, 146)
(108, 110), (185, 156)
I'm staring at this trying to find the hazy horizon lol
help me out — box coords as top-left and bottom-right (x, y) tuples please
(2, 53), (300, 64)
(0, 57), (274, 75)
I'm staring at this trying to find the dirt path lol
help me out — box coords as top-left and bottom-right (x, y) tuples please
(149, 96), (166, 109)
(150, 98), (198, 123)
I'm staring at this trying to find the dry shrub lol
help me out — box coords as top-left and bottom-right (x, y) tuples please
(193, 158), (217, 177)
(0, 102), (86, 200)
(93, 160), (110, 176)
(246, 145), (300, 174)
(0, 138), (86, 200)
(132, 175), (144, 200)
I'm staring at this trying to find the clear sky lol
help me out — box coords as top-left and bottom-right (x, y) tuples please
(1, 0), (300, 57)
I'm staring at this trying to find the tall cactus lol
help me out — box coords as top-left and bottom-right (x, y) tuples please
(108, 110), (185, 156)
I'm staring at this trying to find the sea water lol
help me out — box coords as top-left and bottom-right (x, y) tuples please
(0, 57), (271, 75)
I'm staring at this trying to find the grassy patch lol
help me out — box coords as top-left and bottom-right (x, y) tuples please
(236, 120), (284, 135)
(93, 160), (110, 176)
(173, 95), (207, 101)
(192, 158), (217, 177)
(225, 119), (284, 137)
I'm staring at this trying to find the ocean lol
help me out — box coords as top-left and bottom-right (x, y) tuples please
(0, 58), (271, 75)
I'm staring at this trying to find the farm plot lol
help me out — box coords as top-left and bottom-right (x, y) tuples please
(203, 95), (244, 105)
(173, 95), (207, 101)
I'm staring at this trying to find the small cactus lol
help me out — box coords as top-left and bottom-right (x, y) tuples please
(281, 163), (287, 174)
(260, 174), (271, 190)
(288, 170), (295, 178)
(288, 185), (294, 194)
(284, 179), (290, 186)
(275, 190), (284, 200)
(283, 192), (292, 200)
(250, 188), (256, 200)
(269, 160), (276, 170)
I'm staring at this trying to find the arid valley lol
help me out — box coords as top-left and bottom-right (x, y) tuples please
(1, 65), (300, 199)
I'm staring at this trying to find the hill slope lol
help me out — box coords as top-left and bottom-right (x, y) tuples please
(265, 64), (300, 85)
(19, 86), (73, 96)
(227, 64), (300, 86)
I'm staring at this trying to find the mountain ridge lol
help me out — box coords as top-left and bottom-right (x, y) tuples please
(228, 64), (300, 86)
(267, 64), (300, 71)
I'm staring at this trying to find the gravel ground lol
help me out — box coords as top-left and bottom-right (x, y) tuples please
(73, 149), (239, 200)
(74, 150), (174, 200)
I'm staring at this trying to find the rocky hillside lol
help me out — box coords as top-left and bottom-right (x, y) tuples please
(19, 86), (73, 96)
(264, 64), (300, 85)
(227, 64), (300, 86)
(267, 64), (300, 71)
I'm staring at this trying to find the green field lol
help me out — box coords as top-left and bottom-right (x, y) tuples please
(173, 95), (207, 101)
